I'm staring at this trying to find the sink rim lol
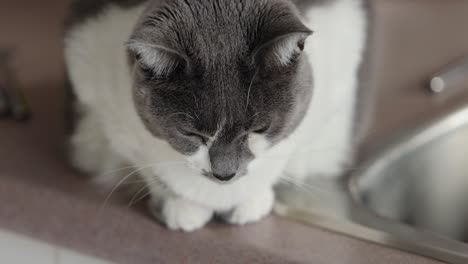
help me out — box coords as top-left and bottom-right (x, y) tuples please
(351, 104), (468, 201)
(276, 104), (468, 263)
(348, 104), (468, 262)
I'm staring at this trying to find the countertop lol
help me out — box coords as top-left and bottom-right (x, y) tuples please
(1, 0), (468, 263)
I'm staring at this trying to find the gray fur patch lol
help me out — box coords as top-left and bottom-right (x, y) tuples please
(128, 0), (314, 177)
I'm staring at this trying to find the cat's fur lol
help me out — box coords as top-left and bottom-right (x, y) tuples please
(64, 0), (367, 231)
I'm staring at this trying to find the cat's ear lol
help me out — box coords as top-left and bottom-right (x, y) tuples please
(126, 40), (187, 79)
(254, 31), (312, 67)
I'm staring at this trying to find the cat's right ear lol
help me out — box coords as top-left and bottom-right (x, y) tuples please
(253, 30), (312, 68)
(126, 40), (188, 80)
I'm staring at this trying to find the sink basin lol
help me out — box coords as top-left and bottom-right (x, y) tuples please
(275, 106), (468, 263)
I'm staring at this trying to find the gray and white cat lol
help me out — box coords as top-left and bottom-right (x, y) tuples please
(64, 0), (367, 231)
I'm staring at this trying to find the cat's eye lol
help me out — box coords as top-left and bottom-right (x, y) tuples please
(177, 127), (209, 144)
(253, 124), (270, 134)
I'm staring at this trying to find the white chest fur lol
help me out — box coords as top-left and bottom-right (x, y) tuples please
(286, 0), (367, 178)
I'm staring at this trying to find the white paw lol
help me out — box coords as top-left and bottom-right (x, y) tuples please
(222, 189), (274, 225)
(149, 196), (213, 232)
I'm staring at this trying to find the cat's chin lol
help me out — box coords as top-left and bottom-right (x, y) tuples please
(202, 172), (246, 185)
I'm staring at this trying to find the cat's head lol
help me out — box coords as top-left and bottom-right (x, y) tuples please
(127, 0), (313, 183)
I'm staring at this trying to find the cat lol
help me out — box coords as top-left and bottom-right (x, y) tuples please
(64, 0), (368, 231)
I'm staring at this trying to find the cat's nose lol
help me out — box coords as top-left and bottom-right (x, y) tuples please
(212, 172), (236, 182)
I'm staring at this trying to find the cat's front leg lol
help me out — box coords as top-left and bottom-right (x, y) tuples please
(148, 195), (213, 232)
(221, 188), (274, 225)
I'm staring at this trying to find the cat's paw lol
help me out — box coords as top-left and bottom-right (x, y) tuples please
(222, 188), (274, 225)
(149, 196), (213, 232)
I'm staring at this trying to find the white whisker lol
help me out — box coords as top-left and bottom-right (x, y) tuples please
(279, 176), (331, 196)
(99, 161), (184, 212)
(245, 70), (258, 110)
(128, 184), (151, 207)
(97, 165), (144, 179)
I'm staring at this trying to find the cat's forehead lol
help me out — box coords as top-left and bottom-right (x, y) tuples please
(139, 0), (301, 53)
(145, 0), (276, 24)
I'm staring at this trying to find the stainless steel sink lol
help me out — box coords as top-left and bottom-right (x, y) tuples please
(275, 106), (468, 263)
